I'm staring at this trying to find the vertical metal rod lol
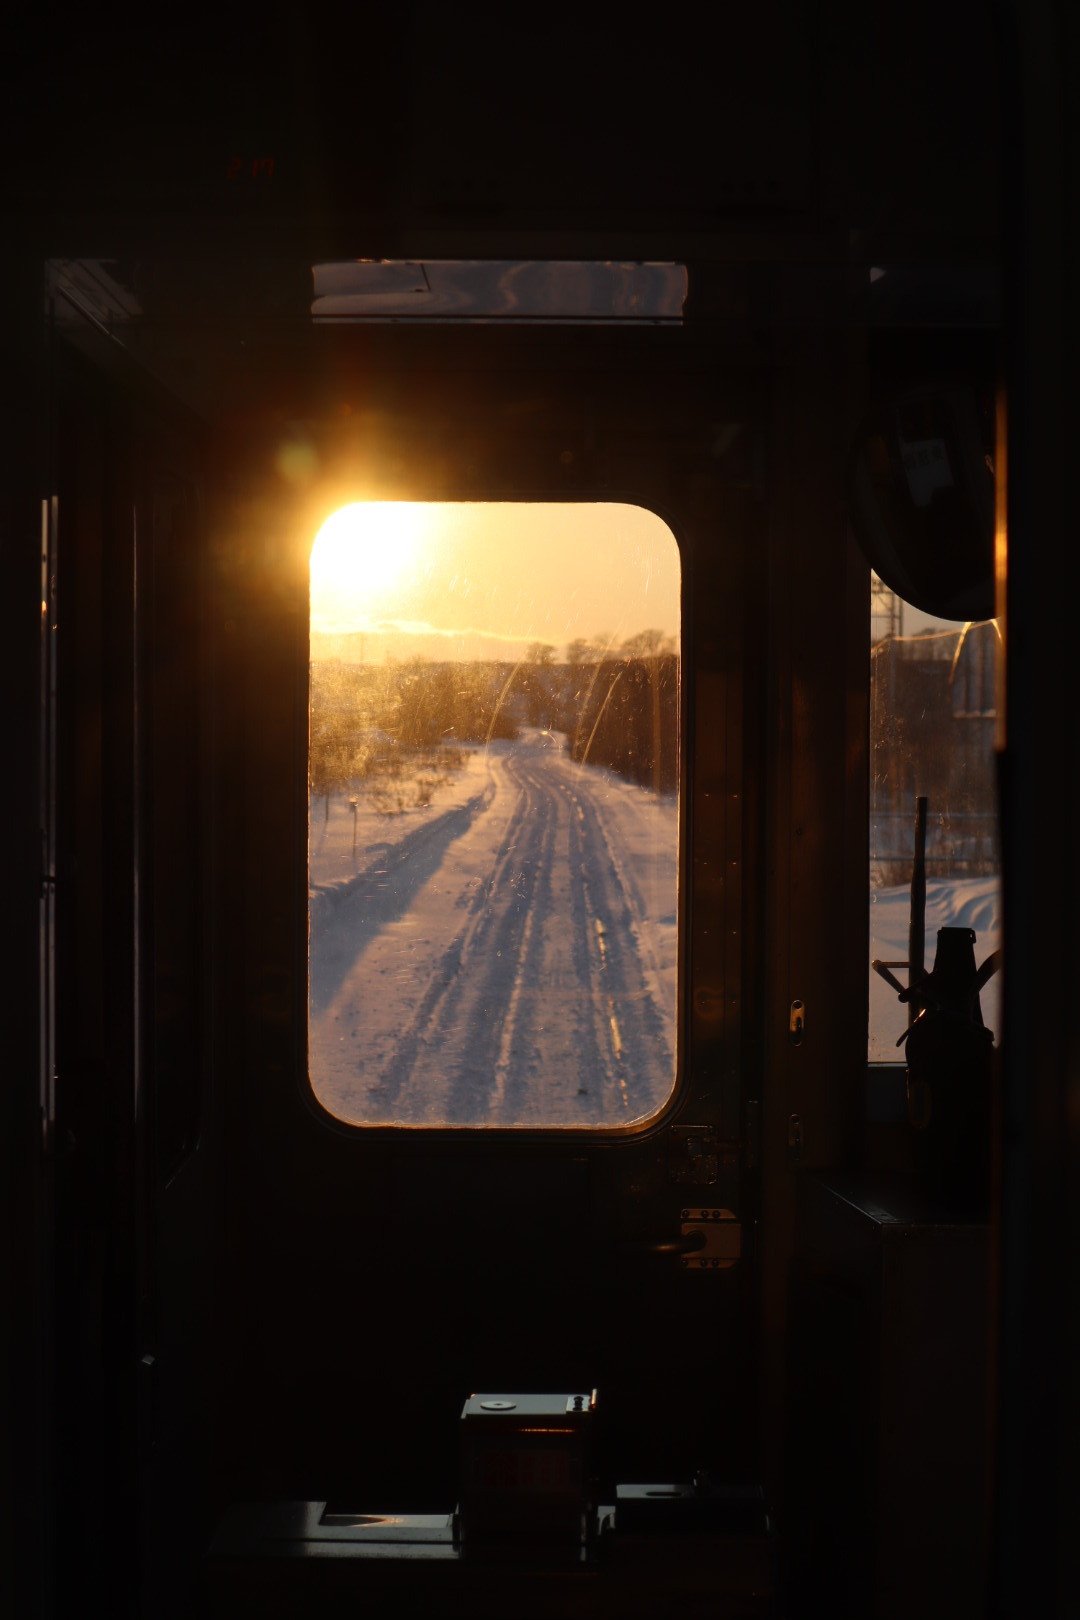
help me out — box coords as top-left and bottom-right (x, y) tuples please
(908, 795), (928, 1022)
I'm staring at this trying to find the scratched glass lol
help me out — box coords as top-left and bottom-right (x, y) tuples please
(308, 503), (680, 1127)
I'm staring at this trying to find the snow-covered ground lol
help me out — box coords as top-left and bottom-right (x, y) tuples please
(870, 874), (1001, 1061)
(309, 729), (678, 1127)
(308, 729), (1002, 1122)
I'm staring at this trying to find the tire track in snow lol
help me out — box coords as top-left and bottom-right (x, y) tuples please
(465, 751), (560, 1121)
(362, 757), (543, 1115)
(567, 780), (675, 1116)
(313, 733), (675, 1125)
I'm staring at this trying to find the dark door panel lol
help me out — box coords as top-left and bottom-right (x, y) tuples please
(46, 286), (767, 1604)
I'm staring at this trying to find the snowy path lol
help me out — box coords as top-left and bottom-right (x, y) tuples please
(309, 731), (676, 1126)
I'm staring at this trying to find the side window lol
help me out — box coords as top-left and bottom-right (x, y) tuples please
(868, 575), (1001, 1060)
(308, 502), (681, 1127)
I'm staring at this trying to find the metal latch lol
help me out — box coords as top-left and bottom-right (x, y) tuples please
(678, 1207), (741, 1270)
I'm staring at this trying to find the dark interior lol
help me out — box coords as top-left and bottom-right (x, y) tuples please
(3, 5), (1077, 1617)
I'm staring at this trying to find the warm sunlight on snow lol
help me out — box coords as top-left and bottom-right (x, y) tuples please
(308, 499), (682, 1127)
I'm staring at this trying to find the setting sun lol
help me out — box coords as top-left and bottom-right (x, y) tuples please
(310, 502), (427, 627)
(309, 500), (681, 662)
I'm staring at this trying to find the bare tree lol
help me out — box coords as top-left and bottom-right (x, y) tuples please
(522, 642), (557, 726)
(622, 631), (677, 794)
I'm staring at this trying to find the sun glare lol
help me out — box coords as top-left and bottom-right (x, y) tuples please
(310, 500), (681, 657)
(310, 503), (425, 627)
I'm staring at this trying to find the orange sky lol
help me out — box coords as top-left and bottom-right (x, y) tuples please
(310, 501), (681, 662)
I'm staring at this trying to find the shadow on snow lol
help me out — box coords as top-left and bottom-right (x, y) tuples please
(309, 785), (493, 1014)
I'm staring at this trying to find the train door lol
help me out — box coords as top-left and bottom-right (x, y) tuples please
(39, 258), (798, 1612)
(207, 317), (764, 1499)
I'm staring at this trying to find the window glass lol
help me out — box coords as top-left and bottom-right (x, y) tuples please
(869, 575), (1001, 1060)
(309, 503), (680, 1126)
(310, 260), (687, 323)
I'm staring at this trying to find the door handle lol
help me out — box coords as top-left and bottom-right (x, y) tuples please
(635, 1229), (709, 1256)
(620, 1209), (741, 1268)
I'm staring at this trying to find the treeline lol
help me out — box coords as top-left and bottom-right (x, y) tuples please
(310, 658), (517, 807)
(310, 631), (679, 806)
(870, 623), (998, 885)
(562, 652), (679, 794)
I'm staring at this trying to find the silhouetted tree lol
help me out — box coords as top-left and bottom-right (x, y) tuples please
(521, 642), (557, 726)
(563, 633), (679, 793)
(621, 631), (676, 793)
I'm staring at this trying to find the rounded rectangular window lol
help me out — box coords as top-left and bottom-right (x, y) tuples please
(308, 503), (680, 1126)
